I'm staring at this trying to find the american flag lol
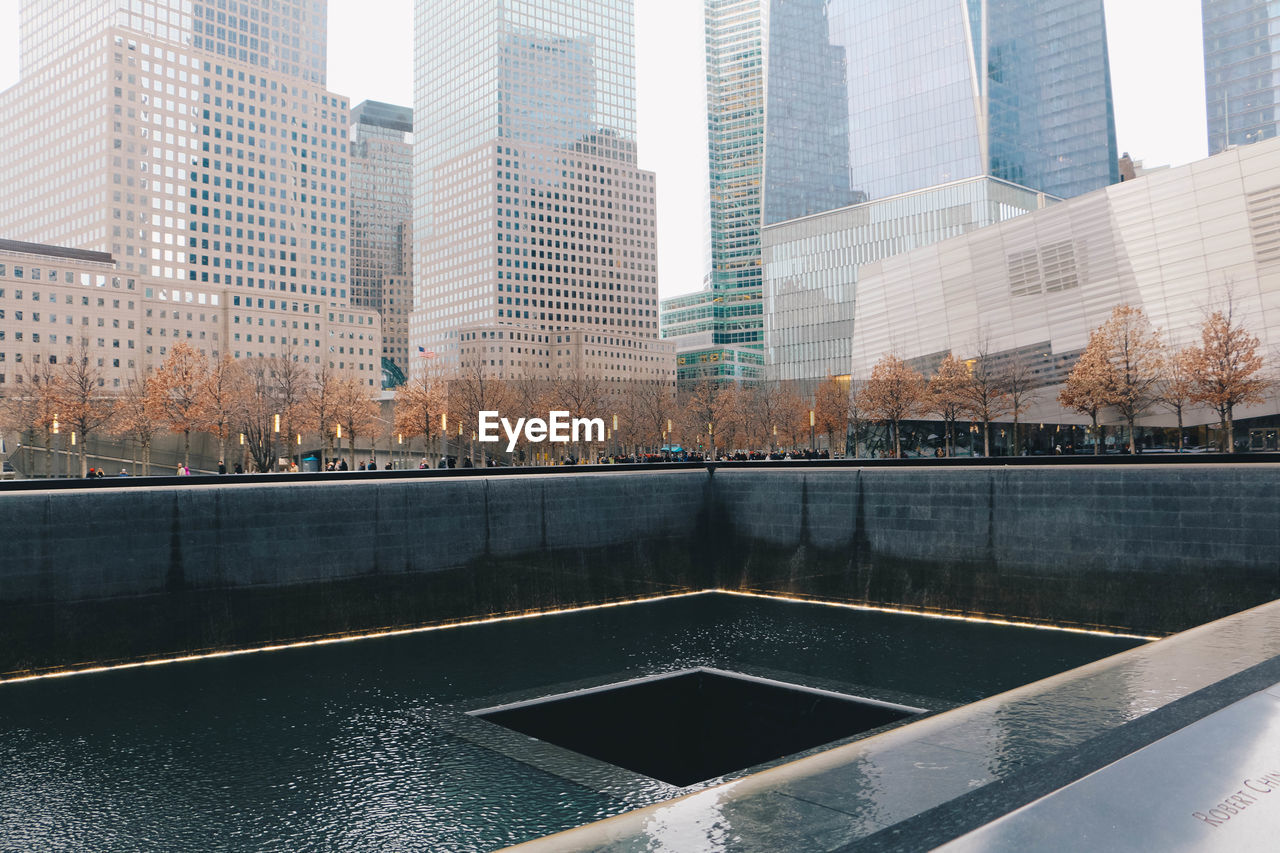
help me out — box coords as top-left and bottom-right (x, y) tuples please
(418, 347), (436, 359)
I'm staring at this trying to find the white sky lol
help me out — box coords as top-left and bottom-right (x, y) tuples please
(0, 0), (1208, 299)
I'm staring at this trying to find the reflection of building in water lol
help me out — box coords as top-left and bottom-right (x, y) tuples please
(412, 0), (672, 387)
(760, 0), (1118, 383)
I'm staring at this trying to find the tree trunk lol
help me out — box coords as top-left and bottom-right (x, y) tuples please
(1092, 413), (1100, 455)
(79, 444), (87, 478)
(1225, 406), (1235, 453)
(1176, 409), (1184, 452)
(983, 421), (991, 457)
(183, 429), (191, 468)
(43, 431), (52, 478)
(1127, 416), (1137, 454)
(144, 439), (152, 476)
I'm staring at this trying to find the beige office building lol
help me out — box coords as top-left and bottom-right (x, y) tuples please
(411, 0), (674, 390)
(0, 0), (380, 386)
(0, 238), (379, 391)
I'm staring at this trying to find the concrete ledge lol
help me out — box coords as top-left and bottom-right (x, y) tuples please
(506, 597), (1280, 852)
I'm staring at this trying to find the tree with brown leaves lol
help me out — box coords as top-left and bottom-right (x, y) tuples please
(1158, 347), (1198, 452)
(680, 380), (731, 458)
(1187, 303), (1268, 452)
(393, 369), (448, 465)
(1098, 305), (1165, 453)
(3, 361), (61, 477)
(1059, 330), (1113, 455)
(198, 355), (246, 468)
(333, 377), (380, 470)
(115, 373), (164, 475)
(304, 364), (343, 466)
(146, 342), (209, 468)
(927, 354), (970, 457)
(856, 354), (925, 457)
(813, 376), (849, 455)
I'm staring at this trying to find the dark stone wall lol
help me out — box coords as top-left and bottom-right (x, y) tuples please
(713, 466), (1280, 635)
(0, 472), (711, 675)
(2, 465), (1277, 675)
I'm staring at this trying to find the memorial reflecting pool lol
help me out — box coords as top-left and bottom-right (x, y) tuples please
(0, 594), (1145, 851)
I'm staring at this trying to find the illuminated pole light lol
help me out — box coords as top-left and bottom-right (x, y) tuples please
(273, 413), (281, 433)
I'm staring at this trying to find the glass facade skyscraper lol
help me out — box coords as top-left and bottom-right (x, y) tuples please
(1203, 0), (1280, 155)
(759, 0), (1117, 382)
(412, 0), (671, 386)
(19, 0), (327, 84)
(662, 0), (766, 386)
(763, 0), (1118, 218)
(665, 0), (1118, 386)
(351, 101), (414, 382)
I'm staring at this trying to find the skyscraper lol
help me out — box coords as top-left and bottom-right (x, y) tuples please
(350, 100), (414, 384)
(661, 0), (768, 387)
(761, 0), (1119, 383)
(0, 0), (381, 385)
(764, 0), (1118, 214)
(411, 0), (672, 387)
(1203, 0), (1280, 155)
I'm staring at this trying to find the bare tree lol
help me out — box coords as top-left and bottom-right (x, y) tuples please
(846, 377), (866, 458)
(450, 361), (510, 464)
(53, 341), (117, 477)
(1001, 351), (1039, 455)
(957, 337), (1011, 456)
(273, 344), (313, 469)
(236, 357), (284, 472)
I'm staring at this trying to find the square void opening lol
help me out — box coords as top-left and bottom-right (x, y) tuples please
(472, 667), (924, 787)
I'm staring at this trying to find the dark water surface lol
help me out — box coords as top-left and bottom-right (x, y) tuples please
(0, 594), (1144, 851)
